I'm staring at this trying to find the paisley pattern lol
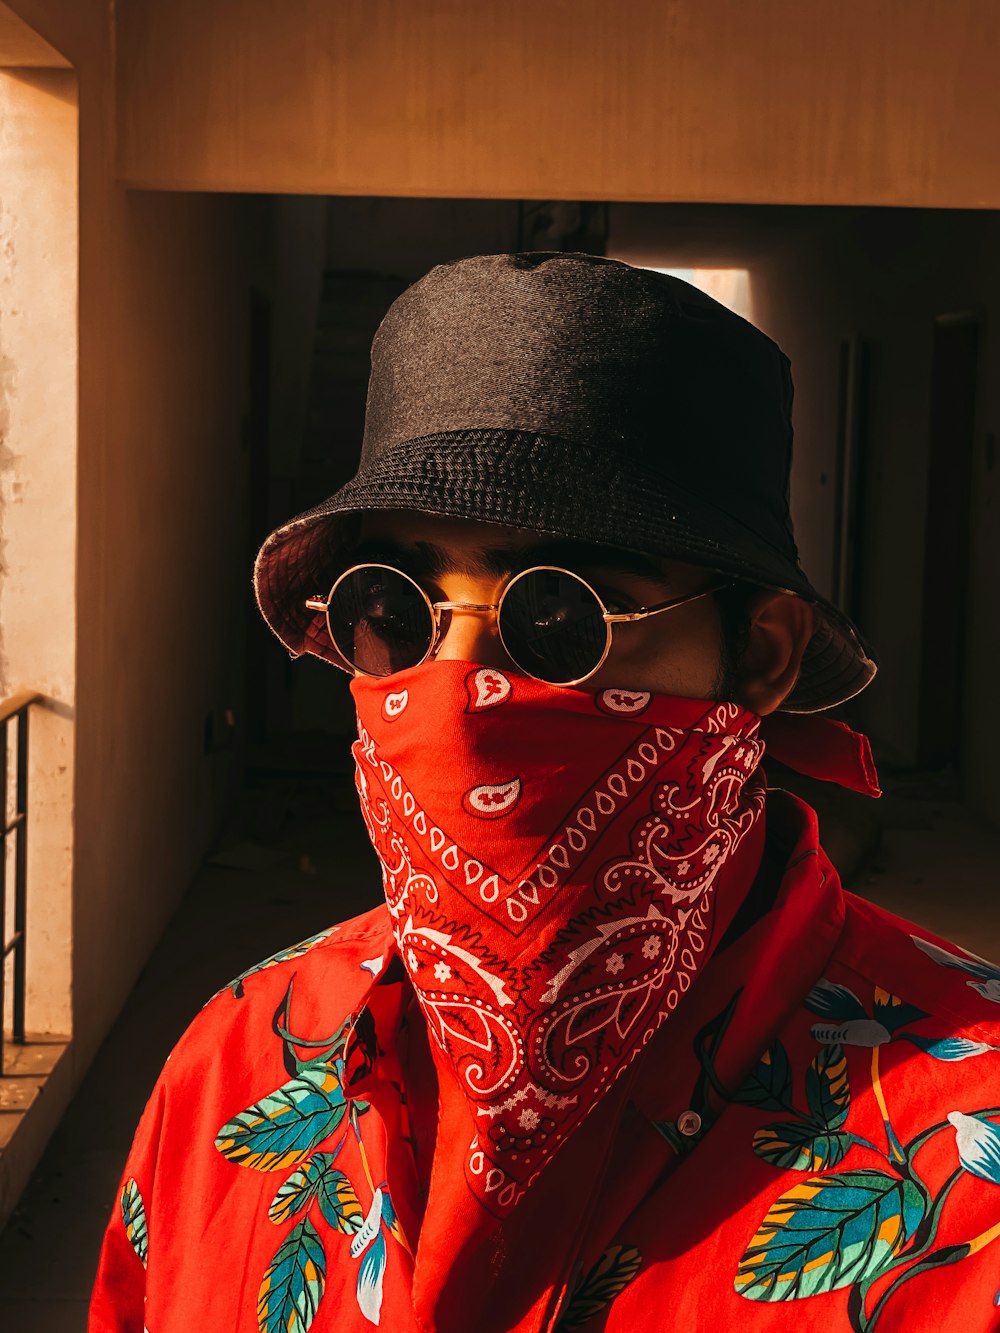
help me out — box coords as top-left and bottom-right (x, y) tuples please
(465, 667), (512, 711)
(352, 663), (767, 1215)
(461, 777), (523, 818)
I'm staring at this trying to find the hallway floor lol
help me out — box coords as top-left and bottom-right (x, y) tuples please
(1, 759), (998, 1330)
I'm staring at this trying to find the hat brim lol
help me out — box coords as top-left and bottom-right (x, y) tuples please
(253, 430), (877, 713)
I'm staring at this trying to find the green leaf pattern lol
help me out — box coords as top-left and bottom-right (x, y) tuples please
(206, 938), (1000, 1329)
(729, 980), (1000, 1329)
(223, 928), (337, 1000)
(257, 1217), (326, 1333)
(213, 975), (397, 1333)
(120, 1177), (148, 1268)
(269, 1157), (326, 1225)
(555, 1245), (643, 1329)
(735, 1170), (924, 1300)
(805, 1044), (849, 1129)
(735, 1041), (793, 1110)
(753, 1121), (855, 1172)
(316, 1163), (365, 1234)
(215, 1065), (346, 1171)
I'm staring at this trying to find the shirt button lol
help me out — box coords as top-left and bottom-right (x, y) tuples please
(677, 1109), (702, 1137)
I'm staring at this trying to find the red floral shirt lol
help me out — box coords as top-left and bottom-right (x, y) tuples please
(89, 790), (1000, 1333)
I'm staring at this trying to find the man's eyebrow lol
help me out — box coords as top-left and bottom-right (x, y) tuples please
(519, 542), (672, 583)
(346, 536), (672, 584)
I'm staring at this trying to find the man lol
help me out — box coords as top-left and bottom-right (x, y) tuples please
(90, 253), (1000, 1333)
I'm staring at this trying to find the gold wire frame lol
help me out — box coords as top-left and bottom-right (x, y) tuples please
(304, 562), (734, 687)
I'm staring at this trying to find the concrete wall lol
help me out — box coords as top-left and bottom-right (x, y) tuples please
(71, 185), (262, 1058)
(111, 0), (1000, 207)
(0, 0), (67, 64)
(0, 67), (78, 1040)
(2, 0), (267, 1084)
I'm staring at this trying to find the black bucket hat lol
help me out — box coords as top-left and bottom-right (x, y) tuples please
(253, 251), (877, 712)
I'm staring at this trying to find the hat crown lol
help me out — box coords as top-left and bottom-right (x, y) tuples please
(363, 251), (796, 558)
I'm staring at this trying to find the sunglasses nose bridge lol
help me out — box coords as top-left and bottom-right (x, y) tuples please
(428, 600), (513, 670)
(426, 601), (501, 658)
(430, 600), (500, 614)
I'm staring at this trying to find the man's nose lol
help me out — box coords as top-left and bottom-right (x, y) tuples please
(432, 605), (515, 670)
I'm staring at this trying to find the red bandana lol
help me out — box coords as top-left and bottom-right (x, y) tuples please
(351, 663), (769, 1217)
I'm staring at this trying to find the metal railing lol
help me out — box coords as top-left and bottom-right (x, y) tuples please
(0, 690), (40, 1076)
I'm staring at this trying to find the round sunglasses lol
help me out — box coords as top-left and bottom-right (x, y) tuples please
(305, 563), (734, 687)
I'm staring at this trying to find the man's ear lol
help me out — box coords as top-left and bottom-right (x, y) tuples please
(735, 592), (815, 716)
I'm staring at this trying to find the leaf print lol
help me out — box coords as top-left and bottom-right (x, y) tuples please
(735, 1041), (793, 1110)
(120, 1177), (148, 1268)
(911, 935), (1000, 1003)
(806, 1043), (850, 1129)
(356, 1229), (387, 1325)
(902, 1034), (1000, 1061)
(752, 1121), (855, 1172)
(213, 963), (392, 1330)
(316, 1166), (364, 1234)
(271, 982), (353, 1081)
(257, 1217), (326, 1333)
(871, 988), (927, 1034)
(215, 1064), (346, 1171)
(269, 1164), (320, 1225)
(948, 1112), (1000, 1184)
(267, 1147), (350, 1226)
(225, 927), (337, 999)
(805, 980), (867, 1022)
(379, 1188), (406, 1248)
(734, 1169), (924, 1301)
(555, 1245), (643, 1329)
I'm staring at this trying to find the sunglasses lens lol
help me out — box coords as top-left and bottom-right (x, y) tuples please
(499, 569), (609, 684)
(327, 566), (434, 675)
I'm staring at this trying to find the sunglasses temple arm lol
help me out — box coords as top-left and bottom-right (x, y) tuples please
(602, 582), (730, 624)
(303, 596), (359, 676)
